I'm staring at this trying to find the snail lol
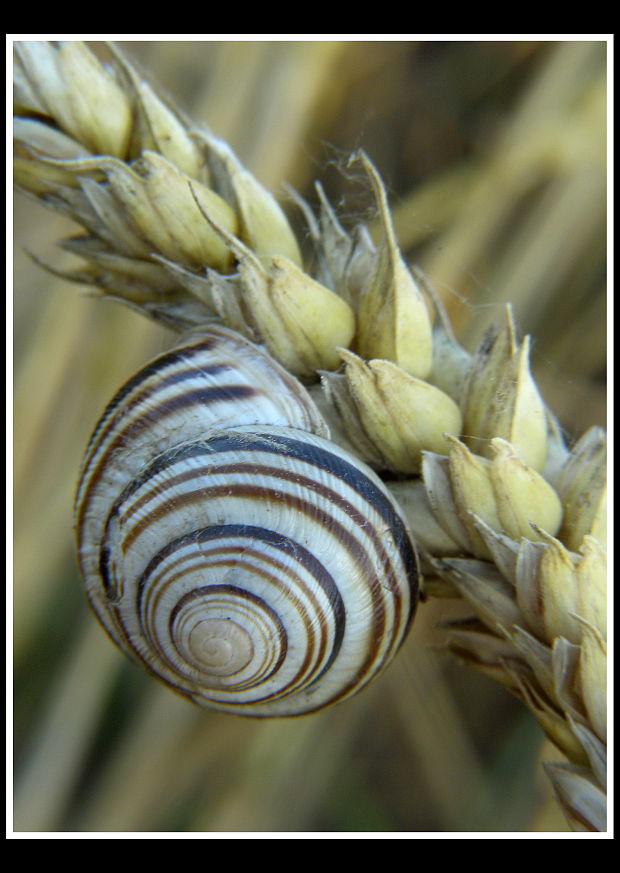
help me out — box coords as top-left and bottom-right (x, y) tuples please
(75, 324), (420, 717)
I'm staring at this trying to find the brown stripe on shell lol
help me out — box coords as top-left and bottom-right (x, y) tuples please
(105, 470), (399, 704)
(107, 601), (197, 703)
(76, 327), (327, 514)
(116, 526), (344, 704)
(147, 560), (315, 702)
(169, 583), (289, 693)
(78, 336), (223, 481)
(76, 383), (259, 537)
(135, 524), (345, 684)
(143, 539), (326, 692)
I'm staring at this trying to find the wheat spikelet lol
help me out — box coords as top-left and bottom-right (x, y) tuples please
(13, 40), (607, 832)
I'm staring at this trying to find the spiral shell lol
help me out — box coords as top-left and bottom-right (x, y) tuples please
(75, 325), (419, 716)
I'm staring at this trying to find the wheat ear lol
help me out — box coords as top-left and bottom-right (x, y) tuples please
(13, 40), (607, 831)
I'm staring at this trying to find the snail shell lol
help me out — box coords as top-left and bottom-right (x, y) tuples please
(75, 325), (419, 716)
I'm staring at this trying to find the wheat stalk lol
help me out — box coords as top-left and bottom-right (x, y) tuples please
(13, 40), (607, 832)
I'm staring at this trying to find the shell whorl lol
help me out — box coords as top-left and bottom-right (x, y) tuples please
(75, 325), (419, 717)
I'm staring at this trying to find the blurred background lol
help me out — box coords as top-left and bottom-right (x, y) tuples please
(13, 38), (607, 833)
